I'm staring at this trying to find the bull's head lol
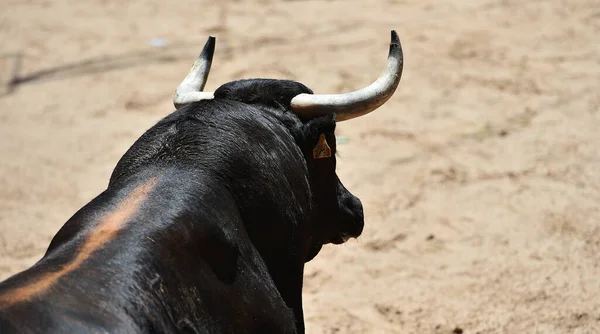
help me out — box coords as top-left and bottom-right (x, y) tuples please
(172, 31), (403, 262)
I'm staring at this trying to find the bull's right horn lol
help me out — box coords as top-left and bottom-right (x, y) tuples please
(290, 30), (403, 121)
(173, 36), (216, 109)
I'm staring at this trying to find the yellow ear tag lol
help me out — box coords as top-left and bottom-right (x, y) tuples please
(313, 134), (332, 159)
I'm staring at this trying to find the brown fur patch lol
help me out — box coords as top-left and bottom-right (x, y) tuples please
(0, 176), (159, 307)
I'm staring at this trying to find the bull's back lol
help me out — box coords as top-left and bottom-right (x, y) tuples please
(0, 171), (300, 333)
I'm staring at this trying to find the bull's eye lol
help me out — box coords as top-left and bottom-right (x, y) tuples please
(312, 133), (332, 159)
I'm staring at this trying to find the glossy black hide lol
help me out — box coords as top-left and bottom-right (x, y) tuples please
(0, 79), (364, 334)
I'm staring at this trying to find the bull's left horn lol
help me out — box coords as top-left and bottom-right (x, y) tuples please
(173, 36), (216, 109)
(290, 30), (403, 121)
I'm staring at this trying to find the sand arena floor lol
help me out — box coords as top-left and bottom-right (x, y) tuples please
(1, 0), (599, 332)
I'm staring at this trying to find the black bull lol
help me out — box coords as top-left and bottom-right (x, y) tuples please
(0, 31), (403, 333)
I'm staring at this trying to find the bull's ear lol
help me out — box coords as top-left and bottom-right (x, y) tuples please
(302, 114), (336, 141)
(313, 134), (332, 159)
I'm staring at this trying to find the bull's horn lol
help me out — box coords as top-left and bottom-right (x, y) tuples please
(290, 30), (403, 121)
(173, 36), (216, 109)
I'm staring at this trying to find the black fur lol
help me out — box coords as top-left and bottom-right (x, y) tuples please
(0, 79), (364, 333)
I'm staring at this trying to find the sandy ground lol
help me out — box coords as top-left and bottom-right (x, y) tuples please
(1, 0), (599, 332)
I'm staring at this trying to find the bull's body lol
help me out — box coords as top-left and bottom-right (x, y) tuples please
(0, 32), (403, 333)
(0, 81), (330, 333)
